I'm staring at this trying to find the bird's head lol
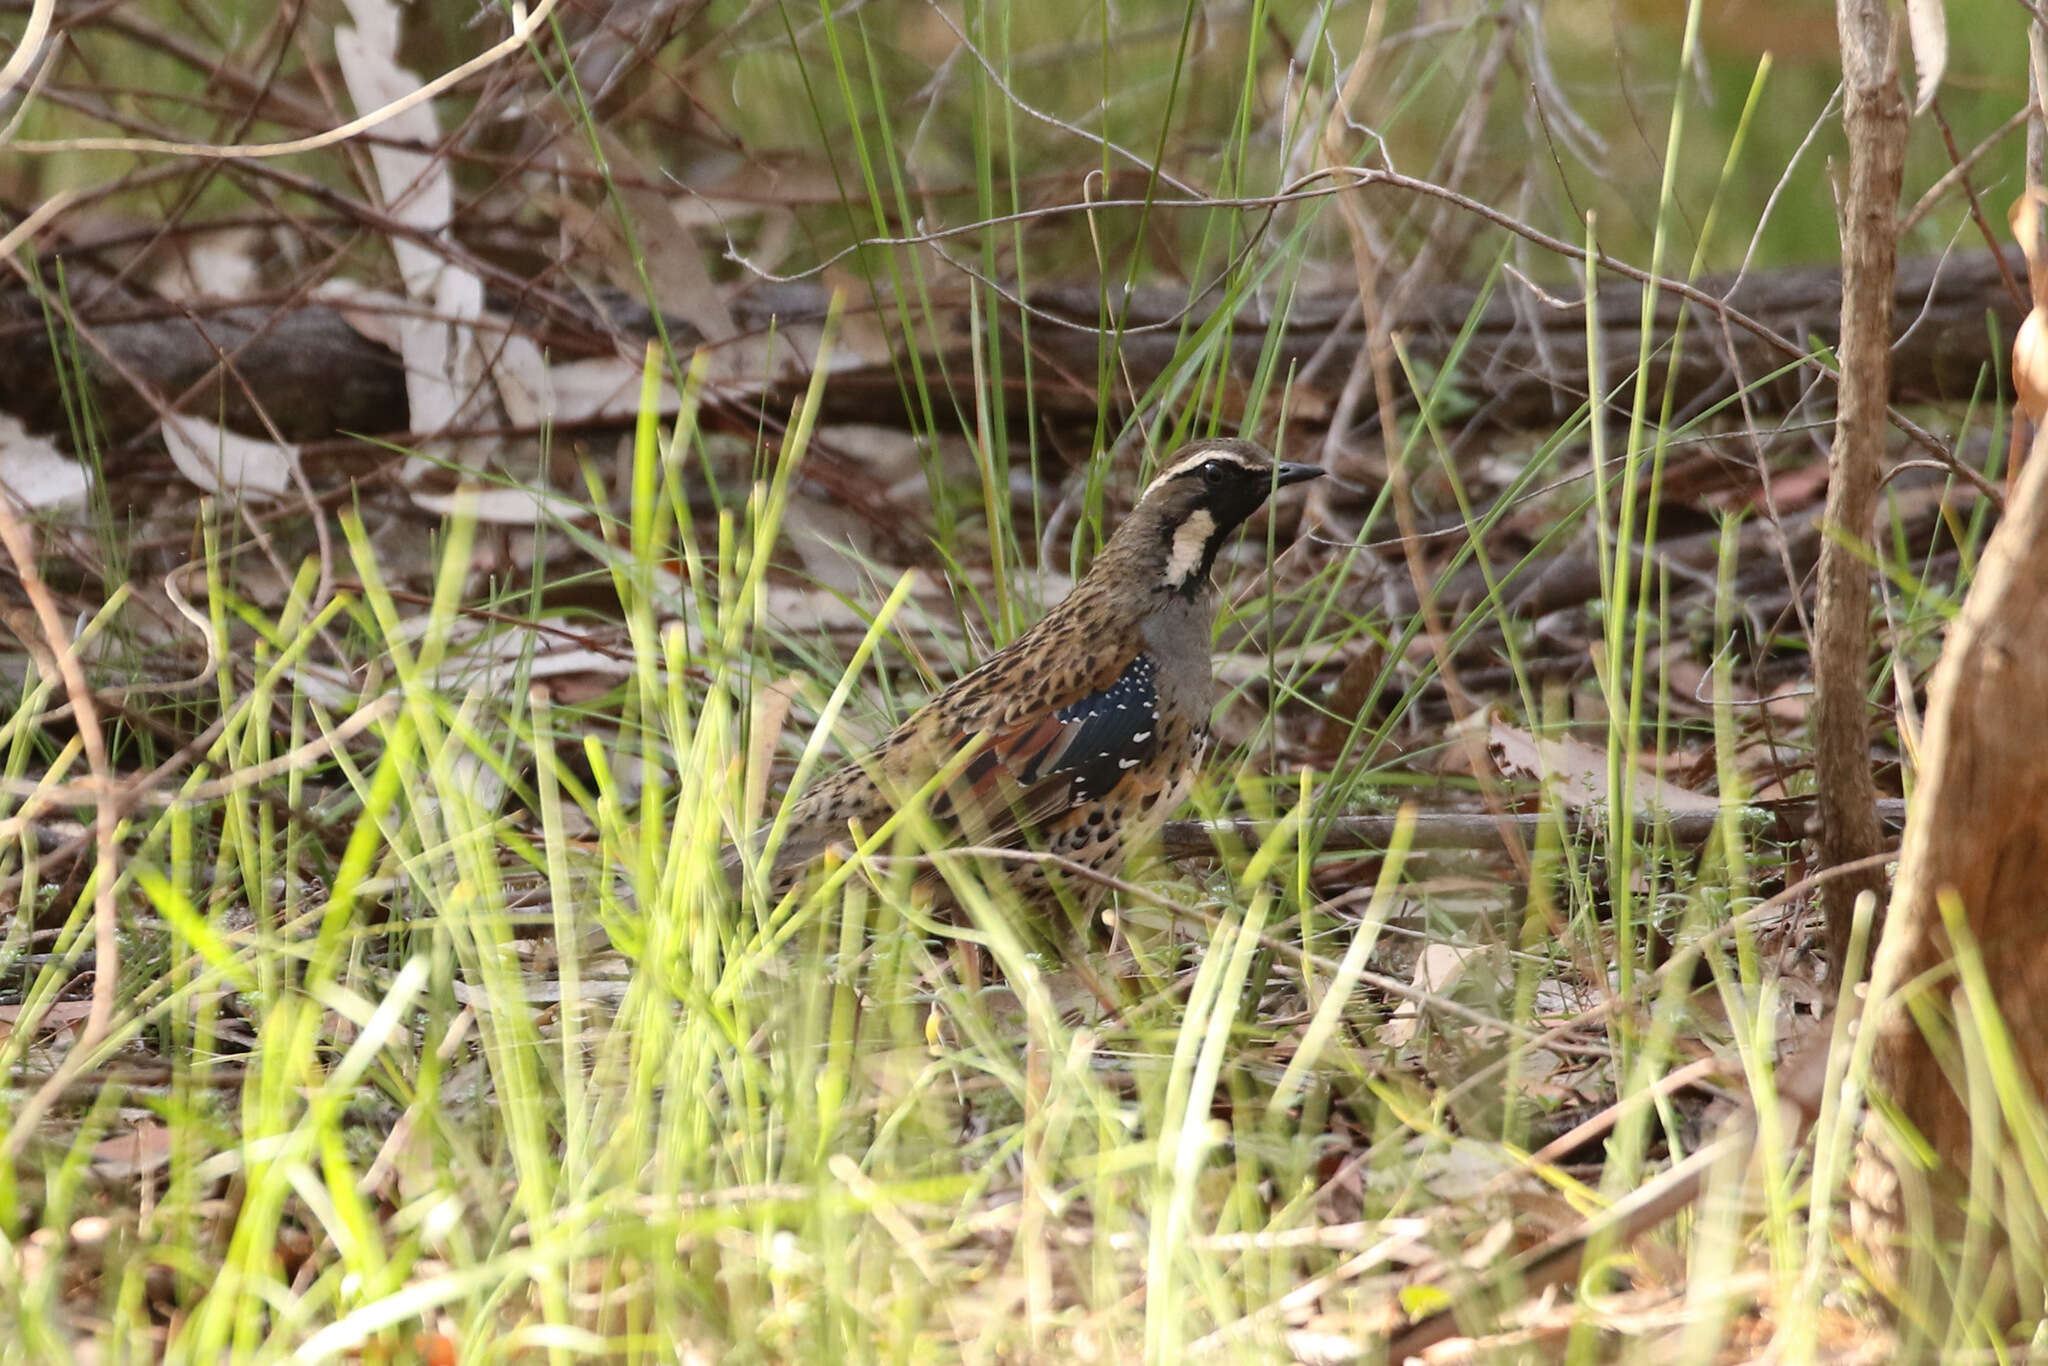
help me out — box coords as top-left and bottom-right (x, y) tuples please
(1101, 438), (1323, 599)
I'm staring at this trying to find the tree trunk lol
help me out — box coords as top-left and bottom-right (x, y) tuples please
(1854, 421), (2048, 1351)
(1814, 0), (1907, 981)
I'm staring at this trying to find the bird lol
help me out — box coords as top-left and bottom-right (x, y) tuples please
(744, 436), (1323, 938)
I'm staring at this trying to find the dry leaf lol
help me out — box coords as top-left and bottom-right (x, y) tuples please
(0, 414), (89, 509)
(407, 484), (590, 526)
(1381, 943), (1477, 1048)
(2010, 190), (2048, 481)
(92, 1121), (174, 1180)
(153, 226), (264, 300)
(1903, 0), (1947, 115)
(162, 413), (299, 502)
(585, 126), (737, 345)
(0, 999), (94, 1043)
(334, 0), (487, 440)
(745, 676), (802, 831)
(543, 356), (677, 423)
(1488, 718), (1718, 814)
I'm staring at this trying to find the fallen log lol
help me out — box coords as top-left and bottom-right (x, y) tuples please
(0, 248), (2022, 459)
(1161, 795), (1908, 860)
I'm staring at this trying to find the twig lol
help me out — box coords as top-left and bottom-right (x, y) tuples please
(0, 489), (124, 1161)
(6, 0), (560, 159)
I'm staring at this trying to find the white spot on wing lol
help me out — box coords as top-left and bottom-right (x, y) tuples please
(1161, 507), (1216, 589)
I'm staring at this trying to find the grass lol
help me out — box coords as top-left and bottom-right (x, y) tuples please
(0, 335), (1988, 1363)
(3, 0), (2047, 1360)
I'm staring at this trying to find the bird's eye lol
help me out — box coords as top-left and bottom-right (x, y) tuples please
(1201, 460), (1228, 487)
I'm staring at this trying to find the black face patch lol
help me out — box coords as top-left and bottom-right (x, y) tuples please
(1139, 446), (1323, 597)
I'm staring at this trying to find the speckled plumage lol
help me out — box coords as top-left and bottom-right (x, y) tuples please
(757, 437), (1322, 932)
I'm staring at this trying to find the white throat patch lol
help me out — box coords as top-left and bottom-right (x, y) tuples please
(1162, 508), (1217, 589)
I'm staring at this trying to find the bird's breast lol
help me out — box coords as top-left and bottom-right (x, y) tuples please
(1138, 596), (1217, 724)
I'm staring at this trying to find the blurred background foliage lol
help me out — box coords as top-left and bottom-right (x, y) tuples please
(5, 0), (2030, 289)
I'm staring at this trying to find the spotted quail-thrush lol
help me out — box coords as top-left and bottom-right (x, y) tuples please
(751, 437), (1322, 926)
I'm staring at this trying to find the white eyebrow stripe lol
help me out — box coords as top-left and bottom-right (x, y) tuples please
(1158, 450), (1220, 481)
(1142, 444), (1263, 494)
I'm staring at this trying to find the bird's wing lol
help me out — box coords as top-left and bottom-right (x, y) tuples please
(934, 652), (1164, 843)
(759, 648), (1163, 880)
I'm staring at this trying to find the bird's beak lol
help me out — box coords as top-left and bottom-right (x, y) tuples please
(1274, 462), (1325, 488)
